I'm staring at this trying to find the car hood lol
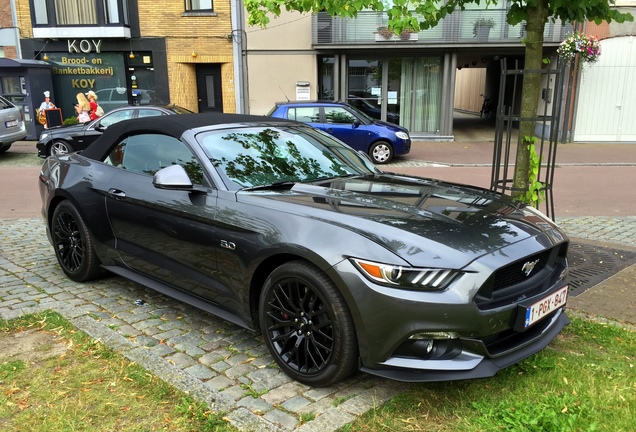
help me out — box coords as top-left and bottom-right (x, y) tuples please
(248, 174), (562, 267)
(370, 119), (409, 134)
(45, 122), (90, 135)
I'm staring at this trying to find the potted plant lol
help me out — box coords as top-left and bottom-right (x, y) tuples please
(473, 17), (495, 41)
(376, 26), (392, 39)
(375, 25), (418, 42)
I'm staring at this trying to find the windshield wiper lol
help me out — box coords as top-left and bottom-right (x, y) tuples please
(241, 181), (296, 191)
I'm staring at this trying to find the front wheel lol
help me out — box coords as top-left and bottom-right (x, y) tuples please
(51, 201), (102, 281)
(49, 140), (74, 157)
(369, 141), (394, 164)
(259, 261), (358, 387)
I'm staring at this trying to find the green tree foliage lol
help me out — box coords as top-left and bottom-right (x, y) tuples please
(245, 0), (632, 199)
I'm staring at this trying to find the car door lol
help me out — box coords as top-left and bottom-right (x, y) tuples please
(322, 106), (371, 151)
(102, 132), (230, 306)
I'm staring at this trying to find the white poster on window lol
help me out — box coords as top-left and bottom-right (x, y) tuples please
(388, 91), (398, 105)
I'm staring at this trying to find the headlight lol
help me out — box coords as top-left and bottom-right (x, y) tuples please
(40, 133), (49, 141)
(395, 131), (409, 140)
(351, 258), (463, 291)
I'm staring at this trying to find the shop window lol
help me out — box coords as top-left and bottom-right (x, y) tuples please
(55, 0), (98, 25)
(185, 0), (213, 11)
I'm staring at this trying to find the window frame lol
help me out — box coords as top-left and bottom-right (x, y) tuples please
(184, 0), (214, 12)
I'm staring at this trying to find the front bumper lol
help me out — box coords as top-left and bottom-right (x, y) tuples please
(0, 124), (27, 148)
(36, 139), (50, 158)
(362, 310), (569, 382)
(329, 234), (569, 382)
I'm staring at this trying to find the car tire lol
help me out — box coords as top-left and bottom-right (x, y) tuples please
(259, 260), (358, 387)
(369, 140), (394, 164)
(51, 201), (102, 282)
(50, 140), (74, 157)
(0, 143), (12, 154)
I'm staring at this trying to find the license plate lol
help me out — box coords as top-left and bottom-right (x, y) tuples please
(5, 120), (18, 128)
(524, 286), (568, 328)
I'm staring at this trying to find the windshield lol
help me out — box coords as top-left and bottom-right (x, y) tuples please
(198, 125), (380, 190)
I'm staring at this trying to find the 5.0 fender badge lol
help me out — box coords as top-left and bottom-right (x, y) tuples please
(220, 240), (236, 250)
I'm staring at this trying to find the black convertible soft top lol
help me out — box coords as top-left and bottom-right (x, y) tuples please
(81, 112), (296, 161)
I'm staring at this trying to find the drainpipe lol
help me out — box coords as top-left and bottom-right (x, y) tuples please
(231, 0), (248, 113)
(11, 0), (23, 58)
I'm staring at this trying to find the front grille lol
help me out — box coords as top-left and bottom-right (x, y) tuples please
(493, 248), (552, 291)
(475, 243), (568, 310)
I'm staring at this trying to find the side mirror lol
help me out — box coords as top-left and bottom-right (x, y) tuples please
(94, 123), (105, 132)
(153, 164), (193, 190)
(352, 119), (361, 128)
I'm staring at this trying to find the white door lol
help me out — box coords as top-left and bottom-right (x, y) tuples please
(573, 36), (636, 142)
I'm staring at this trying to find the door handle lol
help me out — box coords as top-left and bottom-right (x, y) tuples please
(108, 188), (126, 200)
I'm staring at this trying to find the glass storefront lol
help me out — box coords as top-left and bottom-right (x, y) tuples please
(319, 54), (443, 135)
(44, 50), (156, 120)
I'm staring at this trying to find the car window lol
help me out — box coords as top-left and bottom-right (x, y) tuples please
(0, 96), (12, 109)
(95, 89), (112, 101)
(324, 107), (356, 124)
(107, 133), (205, 184)
(110, 90), (128, 101)
(99, 109), (135, 128)
(287, 107), (320, 124)
(199, 126), (377, 190)
(137, 109), (164, 118)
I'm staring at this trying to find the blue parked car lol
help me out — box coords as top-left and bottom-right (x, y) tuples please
(268, 101), (411, 164)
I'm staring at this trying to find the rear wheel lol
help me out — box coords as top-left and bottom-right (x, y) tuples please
(259, 261), (358, 387)
(369, 140), (393, 164)
(51, 201), (102, 281)
(0, 144), (12, 154)
(49, 140), (74, 157)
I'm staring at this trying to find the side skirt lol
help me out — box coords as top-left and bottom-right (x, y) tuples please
(102, 265), (253, 331)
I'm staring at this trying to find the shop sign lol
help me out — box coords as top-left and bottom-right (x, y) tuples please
(68, 39), (103, 54)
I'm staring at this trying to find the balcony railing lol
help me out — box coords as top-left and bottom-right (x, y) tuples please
(313, 10), (572, 46)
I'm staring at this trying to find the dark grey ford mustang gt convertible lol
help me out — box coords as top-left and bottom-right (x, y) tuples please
(39, 113), (570, 387)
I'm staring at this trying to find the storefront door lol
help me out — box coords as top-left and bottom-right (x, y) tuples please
(341, 56), (442, 134)
(196, 64), (223, 113)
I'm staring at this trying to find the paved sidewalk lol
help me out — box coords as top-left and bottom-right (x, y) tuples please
(1, 137), (635, 431)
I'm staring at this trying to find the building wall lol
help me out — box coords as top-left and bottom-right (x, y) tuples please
(138, 0), (235, 112)
(14, 0), (33, 38)
(1, 0), (18, 57)
(248, 54), (316, 114)
(246, 11), (317, 114)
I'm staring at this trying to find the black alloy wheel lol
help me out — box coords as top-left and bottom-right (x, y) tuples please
(260, 261), (358, 387)
(51, 201), (102, 281)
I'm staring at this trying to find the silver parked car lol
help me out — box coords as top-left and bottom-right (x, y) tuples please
(0, 95), (27, 153)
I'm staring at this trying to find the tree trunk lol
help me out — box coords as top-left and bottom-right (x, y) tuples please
(512, 1), (549, 198)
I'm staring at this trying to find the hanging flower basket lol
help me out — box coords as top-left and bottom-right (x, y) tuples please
(557, 31), (601, 64)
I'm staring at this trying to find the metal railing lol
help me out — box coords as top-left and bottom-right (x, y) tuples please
(313, 10), (572, 45)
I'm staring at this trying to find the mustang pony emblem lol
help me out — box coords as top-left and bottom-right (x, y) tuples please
(522, 259), (540, 277)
